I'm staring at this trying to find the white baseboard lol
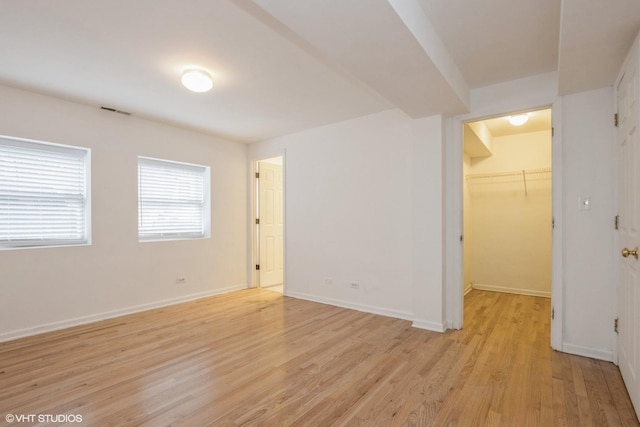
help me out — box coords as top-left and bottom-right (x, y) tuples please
(562, 342), (613, 362)
(285, 291), (414, 322)
(0, 284), (247, 343)
(472, 283), (551, 298)
(464, 284), (473, 296)
(412, 319), (446, 333)
(285, 291), (445, 333)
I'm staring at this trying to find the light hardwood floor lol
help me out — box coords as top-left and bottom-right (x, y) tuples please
(0, 289), (638, 426)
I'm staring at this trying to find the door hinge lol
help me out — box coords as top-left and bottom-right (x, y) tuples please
(615, 113), (619, 127)
(551, 127), (554, 137)
(615, 317), (619, 334)
(460, 235), (464, 243)
(615, 214), (620, 230)
(551, 307), (555, 320)
(256, 264), (260, 271)
(255, 172), (260, 178)
(255, 218), (260, 225)
(552, 216), (555, 230)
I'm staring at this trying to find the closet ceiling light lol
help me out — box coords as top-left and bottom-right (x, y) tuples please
(508, 114), (529, 126)
(181, 69), (213, 93)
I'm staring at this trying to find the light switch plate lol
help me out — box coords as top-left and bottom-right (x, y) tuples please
(578, 195), (591, 211)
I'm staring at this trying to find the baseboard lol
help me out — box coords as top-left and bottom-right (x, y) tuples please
(464, 284), (473, 296)
(0, 284), (247, 343)
(472, 283), (551, 298)
(562, 342), (614, 362)
(412, 319), (446, 333)
(285, 291), (446, 333)
(285, 291), (414, 323)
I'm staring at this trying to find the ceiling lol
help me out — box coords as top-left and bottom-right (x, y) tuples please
(478, 109), (552, 138)
(464, 109), (552, 158)
(0, 0), (639, 143)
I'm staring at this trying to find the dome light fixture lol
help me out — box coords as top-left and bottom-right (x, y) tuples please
(181, 68), (213, 93)
(508, 114), (529, 126)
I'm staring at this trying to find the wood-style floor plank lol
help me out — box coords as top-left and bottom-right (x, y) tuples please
(0, 289), (638, 426)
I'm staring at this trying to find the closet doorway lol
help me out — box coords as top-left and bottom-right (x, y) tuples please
(463, 109), (552, 318)
(255, 156), (284, 294)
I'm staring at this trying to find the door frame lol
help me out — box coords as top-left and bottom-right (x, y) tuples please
(613, 32), (640, 416)
(250, 153), (287, 292)
(613, 70), (622, 365)
(613, 33), (640, 367)
(445, 100), (563, 351)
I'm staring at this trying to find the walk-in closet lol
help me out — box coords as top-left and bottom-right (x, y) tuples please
(463, 109), (552, 299)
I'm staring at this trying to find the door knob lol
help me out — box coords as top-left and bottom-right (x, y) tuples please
(622, 247), (639, 260)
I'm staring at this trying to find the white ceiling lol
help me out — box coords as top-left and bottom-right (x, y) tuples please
(418, 0), (561, 89)
(474, 108), (552, 138)
(463, 109), (551, 158)
(0, 0), (638, 143)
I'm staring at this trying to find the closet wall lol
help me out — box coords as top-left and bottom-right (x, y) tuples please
(464, 129), (552, 297)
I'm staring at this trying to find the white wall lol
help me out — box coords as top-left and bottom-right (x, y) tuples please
(0, 85), (248, 341)
(561, 87), (616, 360)
(411, 115), (445, 330)
(466, 130), (552, 297)
(248, 110), (446, 330)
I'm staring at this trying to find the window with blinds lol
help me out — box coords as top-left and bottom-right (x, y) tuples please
(138, 157), (210, 241)
(0, 135), (90, 249)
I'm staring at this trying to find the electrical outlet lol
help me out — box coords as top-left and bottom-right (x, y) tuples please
(350, 282), (359, 289)
(176, 276), (186, 285)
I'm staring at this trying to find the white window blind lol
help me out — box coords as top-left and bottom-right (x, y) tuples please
(138, 157), (210, 241)
(0, 135), (90, 249)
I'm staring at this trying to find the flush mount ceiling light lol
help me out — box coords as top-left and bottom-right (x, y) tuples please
(508, 114), (529, 126)
(181, 69), (213, 93)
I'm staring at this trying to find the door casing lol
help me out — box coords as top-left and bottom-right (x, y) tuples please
(445, 101), (563, 351)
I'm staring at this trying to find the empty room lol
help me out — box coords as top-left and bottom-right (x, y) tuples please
(1, 1), (640, 425)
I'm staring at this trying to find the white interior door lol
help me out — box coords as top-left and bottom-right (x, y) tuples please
(258, 159), (284, 287)
(616, 31), (640, 420)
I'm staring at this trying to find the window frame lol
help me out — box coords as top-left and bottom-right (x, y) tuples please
(137, 156), (211, 242)
(0, 134), (91, 250)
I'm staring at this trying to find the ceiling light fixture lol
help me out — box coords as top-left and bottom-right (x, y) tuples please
(508, 114), (529, 126)
(181, 69), (213, 93)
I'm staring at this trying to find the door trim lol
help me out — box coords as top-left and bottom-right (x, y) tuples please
(550, 99), (564, 351)
(445, 102), (563, 351)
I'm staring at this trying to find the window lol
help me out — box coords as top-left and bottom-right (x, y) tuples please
(0, 135), (90, 249)
(138, 156), (210, 241)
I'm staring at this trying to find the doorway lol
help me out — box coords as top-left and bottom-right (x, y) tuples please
(255, 156), (284, 293)
(462, 109), (553, 322)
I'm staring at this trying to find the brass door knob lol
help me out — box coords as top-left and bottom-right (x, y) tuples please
(622, 247), (639, 260)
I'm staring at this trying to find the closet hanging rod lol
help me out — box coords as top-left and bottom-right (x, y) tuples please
(466, 167), (551, 180)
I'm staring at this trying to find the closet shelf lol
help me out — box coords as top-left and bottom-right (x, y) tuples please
(466, 167), (551, 195)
